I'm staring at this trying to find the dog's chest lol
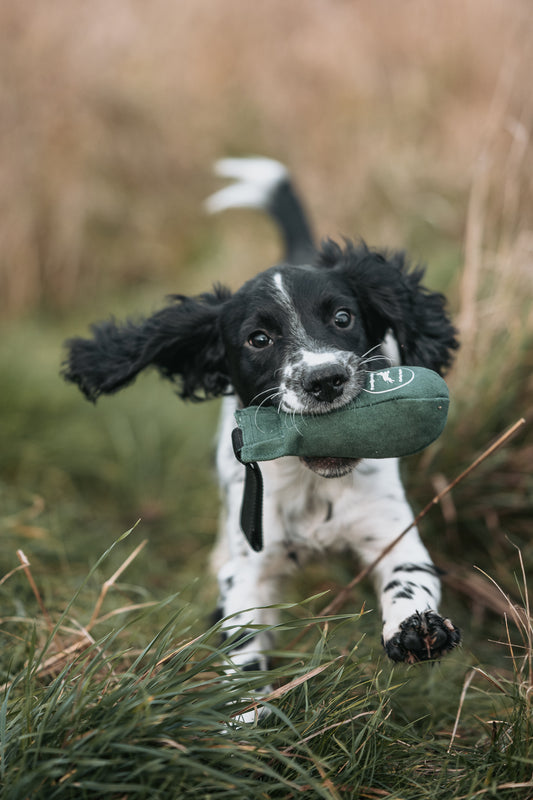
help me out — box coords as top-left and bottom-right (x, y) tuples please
(262, 458), (392, 551)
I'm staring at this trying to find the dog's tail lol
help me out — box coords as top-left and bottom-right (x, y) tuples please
(205, 156), (316, 265)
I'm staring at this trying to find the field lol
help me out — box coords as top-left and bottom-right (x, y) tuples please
(1, 2), (533, 797)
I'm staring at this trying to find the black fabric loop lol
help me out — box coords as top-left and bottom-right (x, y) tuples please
(232, 427), (264, 551)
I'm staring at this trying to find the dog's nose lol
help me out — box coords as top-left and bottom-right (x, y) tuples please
(304, 366), (349, 403)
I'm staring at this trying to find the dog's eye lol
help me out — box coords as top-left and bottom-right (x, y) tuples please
(248, 331), (273, 349)
(333, 309), (353, 329)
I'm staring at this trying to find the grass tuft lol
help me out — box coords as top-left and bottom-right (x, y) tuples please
(1, 538), (533, 798)
(0, 4), (532, 796)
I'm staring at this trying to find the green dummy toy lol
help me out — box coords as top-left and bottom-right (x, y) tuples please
(233, 366), (449, 463)
(231, 366), (450, 551)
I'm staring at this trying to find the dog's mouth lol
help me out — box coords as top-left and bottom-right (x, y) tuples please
(300, 455), (360, 479)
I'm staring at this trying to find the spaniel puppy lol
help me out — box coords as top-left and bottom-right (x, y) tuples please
(63, 158), (460, 708)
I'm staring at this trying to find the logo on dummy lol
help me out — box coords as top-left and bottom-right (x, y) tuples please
(362, 367), (415, 395)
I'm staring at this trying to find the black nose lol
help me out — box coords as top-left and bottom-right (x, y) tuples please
(303, 366), (349, 403)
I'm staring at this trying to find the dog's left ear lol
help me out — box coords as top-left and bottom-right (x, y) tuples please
(320, 240), (459, 374)
(62, 286), (232, 402)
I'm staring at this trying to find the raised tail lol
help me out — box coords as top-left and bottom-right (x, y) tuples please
(205, 156), (316, 265)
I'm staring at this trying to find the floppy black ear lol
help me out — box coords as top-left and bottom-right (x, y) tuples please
(319, 240), (458, 374)
(62, 286), (232, 402)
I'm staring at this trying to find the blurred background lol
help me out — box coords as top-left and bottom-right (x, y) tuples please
(1, 0), (532, 664)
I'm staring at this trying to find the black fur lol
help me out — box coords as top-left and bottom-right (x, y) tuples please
(62, 240), (457, 405)
(319, 240), (458, 374)
(62, 287), (231, 402)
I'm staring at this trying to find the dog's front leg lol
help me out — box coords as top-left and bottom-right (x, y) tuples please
(214, 545), (295, 723)
(214, 397), (292, 677)
(368, 526), (460, 663)
(346, 461), (461, 663)
(216, 552), (280, 674)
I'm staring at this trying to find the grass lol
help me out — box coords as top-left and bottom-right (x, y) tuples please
(1, 1), (533, 796)
(1, 314), (532, 799)
(1, 135), (533, 800)
(1, 532), (533, 799)
(0, 344), (532, 799)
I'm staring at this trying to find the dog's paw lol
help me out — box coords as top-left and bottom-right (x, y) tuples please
(383, 610), (461, 664)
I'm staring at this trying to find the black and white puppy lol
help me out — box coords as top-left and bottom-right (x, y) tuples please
(63, 157), (460, 702)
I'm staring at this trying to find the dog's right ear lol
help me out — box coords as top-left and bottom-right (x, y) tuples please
(62, 286), (232, 402)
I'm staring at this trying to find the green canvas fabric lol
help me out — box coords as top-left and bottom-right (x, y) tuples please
(234, 366), (449, 463)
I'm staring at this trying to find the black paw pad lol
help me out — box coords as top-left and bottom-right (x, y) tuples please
(384, 611), (461, 664)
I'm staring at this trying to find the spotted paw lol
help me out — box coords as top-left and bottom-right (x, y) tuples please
(383, 610), (461, 664)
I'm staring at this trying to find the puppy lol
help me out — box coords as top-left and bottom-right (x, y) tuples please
(63, 157), (460, 700)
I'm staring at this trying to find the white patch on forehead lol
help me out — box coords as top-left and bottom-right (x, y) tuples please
(273, 272), (291, 301)
(272, 272), (303, 329)
(270, 272), (311, 354)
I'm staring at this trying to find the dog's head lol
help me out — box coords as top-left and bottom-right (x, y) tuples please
(63, 240), (457, 476)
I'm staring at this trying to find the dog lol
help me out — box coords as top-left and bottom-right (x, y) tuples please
(63, 157), (461, 710)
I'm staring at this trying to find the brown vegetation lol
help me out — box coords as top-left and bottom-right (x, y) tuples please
(1, 0), (531, 313)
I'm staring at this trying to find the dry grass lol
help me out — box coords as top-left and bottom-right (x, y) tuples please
(1, 0), (532, 311)
(2, 528), (533, 798)
(1, 9), (533, 793)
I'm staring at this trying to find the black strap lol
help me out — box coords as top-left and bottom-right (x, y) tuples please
(231, 427), (264, 552)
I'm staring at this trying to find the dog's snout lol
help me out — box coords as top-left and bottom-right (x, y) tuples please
(303, 366), (349, 403)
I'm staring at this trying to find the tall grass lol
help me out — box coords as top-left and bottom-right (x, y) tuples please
(1, 0), (531, 311)
(1, 535), (533, 798)
(1, 1), (533, 797)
